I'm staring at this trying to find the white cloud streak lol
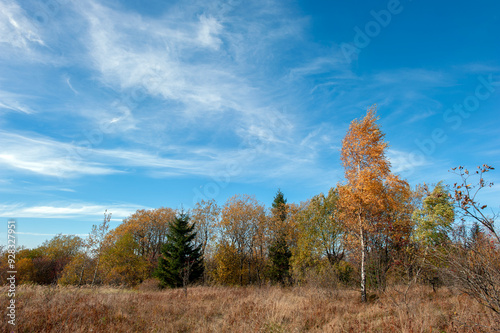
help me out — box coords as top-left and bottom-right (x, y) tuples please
(0, 131), (118, 177)
(0, 90), (35, 114)
(387, 149), (428, 175)
(82, 0), (246, 115)
(75, 0), (311, 143)
(0, 128), (336, 184)
(0, 202), (145, 219)
(0, 0), (45, 51)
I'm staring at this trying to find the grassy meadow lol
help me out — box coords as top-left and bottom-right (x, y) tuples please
(2, 283), (498, 332)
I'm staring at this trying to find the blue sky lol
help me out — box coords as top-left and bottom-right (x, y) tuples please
(0, 0), (499, 248)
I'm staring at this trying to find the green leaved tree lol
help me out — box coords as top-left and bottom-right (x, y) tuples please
(412, 182), (454, 248)
(156, 212), (204, 290)
(411, 182), (454, 289)
(291, 188), (345, 284)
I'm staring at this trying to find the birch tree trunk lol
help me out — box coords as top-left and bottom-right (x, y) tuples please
(360, 227), (367, 303)
(91, 249), (101, 287)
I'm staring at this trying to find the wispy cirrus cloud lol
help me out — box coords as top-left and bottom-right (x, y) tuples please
(74, 0), (311, 144)
(81, 0), (251, 115)
(0, 90), (35, 114)
(0, 202), (146, 219)
(0, 128), (338, 185)
(0, 130), (215, 178)
(387, 149), (428, 175)
(0, 0), (345, 185)
(0, 0), (45, 51)
(0, 131), (118, 177)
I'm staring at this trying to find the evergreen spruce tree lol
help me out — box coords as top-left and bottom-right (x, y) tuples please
(268, 232), (292, 285)
(272, 189), (287, 222)
(156, 211), (204, 288)
(268, 189), (292, 285)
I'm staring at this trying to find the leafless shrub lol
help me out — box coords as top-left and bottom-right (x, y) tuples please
(440, 165), (500, 325)
(440, 231), (500, 316)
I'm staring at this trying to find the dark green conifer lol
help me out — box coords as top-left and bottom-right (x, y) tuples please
(156, 212), (204, 288)
(268, 189), (292, 285)
(268, 232), (292, 285)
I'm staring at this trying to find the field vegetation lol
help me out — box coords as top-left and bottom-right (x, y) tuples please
(1, 283), (499, 332)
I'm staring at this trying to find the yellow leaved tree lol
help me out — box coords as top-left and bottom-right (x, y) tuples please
(111, 207), (176, 275)
(218, 194), (267, 285)
(338, 106), (406, 302)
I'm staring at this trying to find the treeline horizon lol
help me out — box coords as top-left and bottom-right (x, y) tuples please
(1, 107), (498, 312)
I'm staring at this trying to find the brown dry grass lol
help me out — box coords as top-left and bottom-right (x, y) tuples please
(1, 284), (498, 332)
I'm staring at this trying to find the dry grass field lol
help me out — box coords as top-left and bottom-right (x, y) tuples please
(2, 284), (498, 332)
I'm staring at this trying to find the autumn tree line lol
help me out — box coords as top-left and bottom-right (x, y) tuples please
(1, 107), (499, 309)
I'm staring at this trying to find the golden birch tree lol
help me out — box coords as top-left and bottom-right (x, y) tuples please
(339, 106), (390, 302)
